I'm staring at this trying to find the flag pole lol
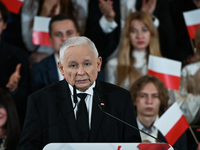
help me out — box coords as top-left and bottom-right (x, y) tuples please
(189, 126), (199, 144)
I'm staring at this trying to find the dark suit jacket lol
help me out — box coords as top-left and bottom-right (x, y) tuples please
(157, 131), (187, 150)
(17, 80), (141, 150)
(85, 0), (183, 68)
(30, 54), (59, 93)
(0, 41), (29, 128)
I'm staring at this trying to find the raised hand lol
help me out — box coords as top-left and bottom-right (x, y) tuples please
(99, 0), (115, 22)
(141, 0), (157, 16)
(6, 63), (21, 92)
(40, 0), (60, 17)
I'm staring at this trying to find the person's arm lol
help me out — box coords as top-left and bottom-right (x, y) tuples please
(6, 64), (21, 92)
(39, 0), (60, 17)
(17, 95), (42, 150)
(21, 0), (38, 52)
(98, 0), (118, 33)
(85, 0), (121, 65)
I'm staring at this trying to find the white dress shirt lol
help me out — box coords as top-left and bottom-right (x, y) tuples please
(137, 117), (159, 143)
(68, 81), (96, 129)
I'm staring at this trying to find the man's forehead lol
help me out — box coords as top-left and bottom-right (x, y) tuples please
(68, 58), (92, 63)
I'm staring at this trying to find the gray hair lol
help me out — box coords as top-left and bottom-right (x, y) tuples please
(59, 36), (99, 63)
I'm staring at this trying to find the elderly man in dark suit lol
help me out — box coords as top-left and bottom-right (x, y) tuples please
(17, 36), (141, 149)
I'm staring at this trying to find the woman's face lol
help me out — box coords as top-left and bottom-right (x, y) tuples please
(0, 105), (7, 128)
(129, 20), (151, 52)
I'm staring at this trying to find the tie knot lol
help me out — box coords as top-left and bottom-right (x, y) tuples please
(77, 93), (87, 101)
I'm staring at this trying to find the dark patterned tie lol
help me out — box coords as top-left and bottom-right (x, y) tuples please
(76, 93), (89, 141)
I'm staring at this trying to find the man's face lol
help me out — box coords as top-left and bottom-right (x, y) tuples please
(134, 82), (160, 119)
(0, 12), (7, 36)
(49, 19), (79, 55)
(58, 45), (102, 92)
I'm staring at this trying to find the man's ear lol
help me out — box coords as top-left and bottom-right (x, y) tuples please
(58, 61), (64, 76)
(97, 56), (102, 72)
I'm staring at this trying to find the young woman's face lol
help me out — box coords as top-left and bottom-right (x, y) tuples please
(0, 105), (7, 128)
(129, 20), (151, 52)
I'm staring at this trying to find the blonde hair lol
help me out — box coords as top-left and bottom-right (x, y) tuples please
(194, 26), (200, 61)
(116, 11), (162, 88)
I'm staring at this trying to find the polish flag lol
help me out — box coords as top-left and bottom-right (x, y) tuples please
(148, 55), (182, 90)
(183, 9), (200, 39)
(1, 0), (23, 14)
(154, 102), (189, 146)
(32, 16), (51, 46)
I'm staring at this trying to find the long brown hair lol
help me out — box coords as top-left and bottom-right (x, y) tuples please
(116, 11), (161, 88)
(0, 87), (21, 150)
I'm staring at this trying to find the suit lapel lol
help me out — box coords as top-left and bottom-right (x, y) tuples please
(56, 80), (81, 141)
(89, 80), (107, 141)
(48, 55), (59, 84)
(157, 130), (167, 143)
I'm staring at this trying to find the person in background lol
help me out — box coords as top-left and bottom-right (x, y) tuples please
(174, 26), (200, 150)
(130, 75), (187, 150)
(0, 1), (29, 128)
(105, 11), (161, 90)
(0, 87), (21, 150)
(17, 36), (141, 149)
(85, 0), (180, 70)
(21, 0), (83, 65)
(168, 0), (200, 66)
(30, 14), (80, 93)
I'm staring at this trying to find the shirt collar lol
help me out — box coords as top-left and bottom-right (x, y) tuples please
(137, 116), (159, 134)
(68, 81), (96, 96)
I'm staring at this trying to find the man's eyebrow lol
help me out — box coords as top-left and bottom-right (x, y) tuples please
(84, 59), (92, 62)
(68, 60), (77, 64)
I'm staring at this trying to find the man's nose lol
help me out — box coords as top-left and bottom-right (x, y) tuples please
(62, 35), (68, 42)
(146, 96), (153, 104)
(77, 66), (85, 75)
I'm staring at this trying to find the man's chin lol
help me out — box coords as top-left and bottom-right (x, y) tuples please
(76, 84), (90, 92)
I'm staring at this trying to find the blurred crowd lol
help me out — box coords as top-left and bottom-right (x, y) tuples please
(0, 0), (200, 149)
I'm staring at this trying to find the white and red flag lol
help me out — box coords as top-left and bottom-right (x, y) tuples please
(154, 102), (189, 146)
(32, 16), (51, 46)
(148, 55), (182, 90)
(183, 8), (200, 39)
(1, 0), (23, 14)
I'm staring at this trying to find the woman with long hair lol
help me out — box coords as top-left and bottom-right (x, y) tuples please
(0, 87), (21, 149)
(105, 11), (162, 89)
